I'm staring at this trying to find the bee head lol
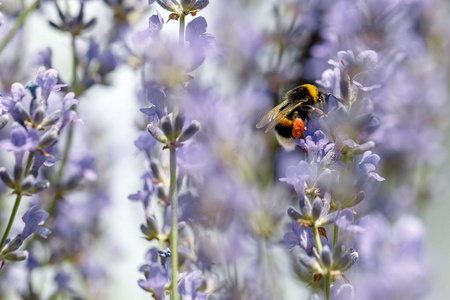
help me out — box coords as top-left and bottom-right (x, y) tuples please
(286, 84), (319, 102)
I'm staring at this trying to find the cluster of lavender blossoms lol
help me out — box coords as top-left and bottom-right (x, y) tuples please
(0, 0), (449, 299)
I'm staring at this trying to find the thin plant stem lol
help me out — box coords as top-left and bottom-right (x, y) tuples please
(324, 272), (331, 300)
(179, 13), (185, 47)
(0, 193), (23, 249)
(0, 151), (34, 249)
(333, 224), (339, 249)
(49, 35), (79, 215)
(312, 225), (322, 255)
(169, 147), (178, 300)
(0, 0), (40, 54)
(169, 11), (187, 300)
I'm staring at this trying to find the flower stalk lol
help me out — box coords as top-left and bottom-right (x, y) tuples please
(0, 0), (40, 54)
(0, 151), (35, 249)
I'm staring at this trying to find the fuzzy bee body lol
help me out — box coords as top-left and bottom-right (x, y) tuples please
(256, 84), (327, 151)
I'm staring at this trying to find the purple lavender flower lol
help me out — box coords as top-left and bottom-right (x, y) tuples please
(280, 160), (311, 198)
(21, 205), (51, 240)
(138, 249), (170, 299)
(178, 270), (208, 299)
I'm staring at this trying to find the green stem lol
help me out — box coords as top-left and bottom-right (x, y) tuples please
(168, 12), (186, 300)
(48, 35), (79, 215)
(324, 272), (331, 300)
(0, 151), (36, 249)
(25, 151), (35, 175)
(0, 193), (23, 250)
(169, 147), (178, 300)
(312, 225), (322, 255)
(70, 35), (79, 96)
(179, 13), (185, 47)
(0, 0), (40, 54)
(333, 224), (339, 249)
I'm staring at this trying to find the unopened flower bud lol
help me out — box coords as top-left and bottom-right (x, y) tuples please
(21, 174), (35, 191)
(287, 207), (303, 222)
(30, 180), (50, 193)
(141, 215), (159, 240)
(40, 110), (62, 127)
(1, 235), (23, 255)
(157, 183), (167, 203)
(0, 167), (15, 189)
(39, 127), (59, 149)
(177, 120), (200, 142)
(14, 103), (31, 124)
(312, 197), (323, 221)
(173, 114), (185, 139)
(299, 253), (321, 271)
(160, 116), (173, 141)
(339, 249), (359, 272)
(65, 174), (83, 190)
(321, 245), (332, 268)
(156, 0), (181, 12)
(0, 114), (9, 130)
(2, 250), (28, 262)
(147, 124), (168, 144)
(150, 159), (164, 182)
(33, 106), (46, 125)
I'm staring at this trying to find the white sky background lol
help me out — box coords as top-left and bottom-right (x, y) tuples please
(6, 0), (450, 299)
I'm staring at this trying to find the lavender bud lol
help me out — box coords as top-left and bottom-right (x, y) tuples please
(312, 197), (323, 221)
(150, 159), (165, 182)
(0, 167), (15, 189)
(147, 124), (168, 144)
(20, 174), (35, 191)
(339, 249), (359, 272)
(40, 110), (62, 127)
(173, 113), (185, 139)
(140, 215), (159, 240)
(14, 103), (31, 124)
(156, 0), (181, 12)
(191, 0), (209, 10)
(300, 195), (313, 217)
(182, 0), (195, 8)
(0, 114), (9, 130)
(2, 250), (28, 262)
(178, 120), (201, 142)
(160, 116), (173, 141)
(320, 211), (337, 226)
(146, 215), (159, 236)
(39, 127), (59, 149)
(30, 180), (50, 193)
(321, 245), (332, 268)
(32, 106), (46, 125)
(65, 174), (83, 190)
(157, 183), (167, 203)
(0, 235), (23, 254)
(299, 254), (320, 271)
(287, 207), (303, 222)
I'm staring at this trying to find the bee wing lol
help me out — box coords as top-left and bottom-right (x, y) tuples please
(256, 100), (290, 130)
(256, 99), (306, 133)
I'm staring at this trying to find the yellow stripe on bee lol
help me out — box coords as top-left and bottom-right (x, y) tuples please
(303, 84), (319, 102)
(278, 117), (293, 127)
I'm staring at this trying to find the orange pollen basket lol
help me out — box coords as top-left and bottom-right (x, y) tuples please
(292, 118), (306, 138)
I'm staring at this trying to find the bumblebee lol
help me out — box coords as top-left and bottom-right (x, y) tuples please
(256, 84), (327, 151)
